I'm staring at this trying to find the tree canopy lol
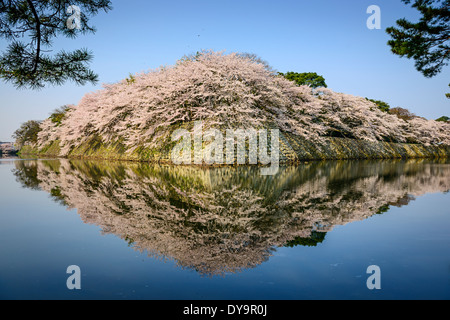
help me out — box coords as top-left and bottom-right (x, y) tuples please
(0, 0), (112, 89)
(436, 115), (450, 121)
(280, 72), (328, 89)
(386, 0), (450, 97)
(12, 120), (42, 148)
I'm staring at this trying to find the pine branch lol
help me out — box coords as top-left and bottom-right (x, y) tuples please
(0, 0), (112, 89)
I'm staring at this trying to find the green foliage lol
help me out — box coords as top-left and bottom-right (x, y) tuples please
(386, 0), (450, 77)
(386, 0), (450, 97)
(50, 186), (68, 206)
(39, 140), (61, 156)
(125, 73), (136, 85)
(12, 120), (42, 149)
(436, 116), (450, 122)
(280, 72), (327, 88)
(11, 161), (41, 190)
(0, 0), (112, 89)
(50, 105), (71, 126)
(376, 204), (391, 215)
(284, 231), (327, 247)
(366, 98), (391, 112)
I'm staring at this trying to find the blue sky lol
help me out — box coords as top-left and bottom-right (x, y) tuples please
(1, 0), (449, 141)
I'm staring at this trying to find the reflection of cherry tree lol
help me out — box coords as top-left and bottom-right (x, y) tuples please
(13, 159), (450, 276)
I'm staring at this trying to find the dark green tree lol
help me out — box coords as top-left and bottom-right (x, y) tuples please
(386, 0), (450, 98)
(12, 120), (42, 149)
(0, 0), (112, 89)
(436, 115), (450, 121)
(280, 72), (328, 88)
(284, 231), (327, 248)
(365, 98), (391, 112)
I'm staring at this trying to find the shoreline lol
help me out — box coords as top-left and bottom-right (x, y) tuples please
(18, 136), (450, 165)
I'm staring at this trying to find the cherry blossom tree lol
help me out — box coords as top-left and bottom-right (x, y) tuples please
(29, 50), (449, 155)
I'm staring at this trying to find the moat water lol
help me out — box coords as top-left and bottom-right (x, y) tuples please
(0, 157), (449, 299)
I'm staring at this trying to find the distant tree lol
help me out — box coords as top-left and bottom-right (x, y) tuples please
(13, 120), (42, 148)
(0, 0), (112, 89)
(389, 107), (418, 121)
(436, 115), (450, 121)
(366, 98), (391, 112)
(280, 72), (328, 89)
(386, 0), (450, 98)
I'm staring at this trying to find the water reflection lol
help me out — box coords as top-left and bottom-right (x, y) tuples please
(12, 159), (450, 276)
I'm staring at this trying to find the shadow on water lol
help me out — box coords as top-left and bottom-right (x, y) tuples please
(11, 158), (450, 276)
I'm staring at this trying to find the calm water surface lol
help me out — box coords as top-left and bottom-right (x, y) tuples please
(0, 158), (449, 300)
